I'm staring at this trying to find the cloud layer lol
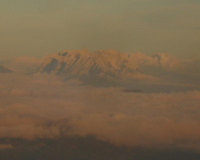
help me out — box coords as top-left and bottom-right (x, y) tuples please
(0, 71), (200, 151)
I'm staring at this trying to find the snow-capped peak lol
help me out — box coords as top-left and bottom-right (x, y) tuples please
(39, 49), (141, 79)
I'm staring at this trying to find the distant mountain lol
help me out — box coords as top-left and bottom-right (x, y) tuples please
(0, 65), (13, 73)
(39, 49), (142, 85)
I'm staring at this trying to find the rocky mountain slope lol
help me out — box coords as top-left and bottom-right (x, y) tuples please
(39, 49), (142, 84)
(0, 65), (13, 73)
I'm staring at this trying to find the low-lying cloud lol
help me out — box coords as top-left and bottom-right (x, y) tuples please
(3, 55), (43, 74)
(0, 72), (200, 151)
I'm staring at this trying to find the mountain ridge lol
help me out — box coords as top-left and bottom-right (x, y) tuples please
(0, 65), (13, 73)
(39, 49), (142, 81)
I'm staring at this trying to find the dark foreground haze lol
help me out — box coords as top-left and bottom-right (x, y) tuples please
(1, 137), (200, 160)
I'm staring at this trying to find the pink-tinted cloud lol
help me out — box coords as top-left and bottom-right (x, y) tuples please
(0, 72), (200, 151)
(128, 52), (184, 73)
(4, 56), (43, 73)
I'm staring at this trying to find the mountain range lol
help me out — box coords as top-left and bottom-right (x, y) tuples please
(39, 49), (142, 85)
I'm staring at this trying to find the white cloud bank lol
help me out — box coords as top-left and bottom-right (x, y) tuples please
(3, 55), (43, 74)
(0, 72), (200, 151)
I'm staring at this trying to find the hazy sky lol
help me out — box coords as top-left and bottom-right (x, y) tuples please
(0, 0), (200, 58)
